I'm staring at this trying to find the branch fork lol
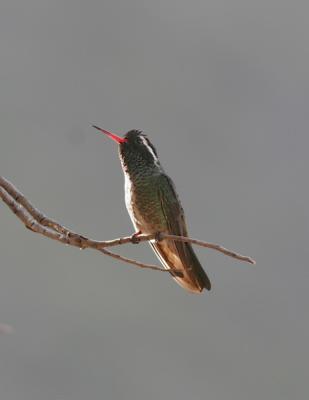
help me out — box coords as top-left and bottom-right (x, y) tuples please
(0, 176), (255, 279)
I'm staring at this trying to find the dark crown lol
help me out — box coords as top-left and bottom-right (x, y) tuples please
(123, 130), (143, 141)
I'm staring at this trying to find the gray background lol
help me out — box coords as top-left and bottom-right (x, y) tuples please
(0, 1), (308, 399)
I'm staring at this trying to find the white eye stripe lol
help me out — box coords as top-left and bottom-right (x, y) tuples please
(140, 136), (158, 162)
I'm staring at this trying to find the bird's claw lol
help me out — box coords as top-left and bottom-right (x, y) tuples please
(130, 230), (142, 244)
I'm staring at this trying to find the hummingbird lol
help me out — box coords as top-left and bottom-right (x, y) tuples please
(92, 125), (211, 293)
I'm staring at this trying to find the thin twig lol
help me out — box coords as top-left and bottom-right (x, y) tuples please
(0, 176), (255, 276)
(98, 247), (182, 277)
(158, 234), (256, 265)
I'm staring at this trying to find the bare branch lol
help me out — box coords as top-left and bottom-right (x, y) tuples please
(0, 177), (71, 235)
(0, 177), (183, 276)
(0, 176), (255, 277)
(157, 234), (256, 265)
(98, 247), (182, 276)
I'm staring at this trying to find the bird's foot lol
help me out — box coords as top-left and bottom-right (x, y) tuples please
(130, 230), (142, 244)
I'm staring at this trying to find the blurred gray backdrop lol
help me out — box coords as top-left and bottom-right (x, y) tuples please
(0, 1), (308, 399)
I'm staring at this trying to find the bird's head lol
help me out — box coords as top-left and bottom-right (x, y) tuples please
(92, 125), (160, 173)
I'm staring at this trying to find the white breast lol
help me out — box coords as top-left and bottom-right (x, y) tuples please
(124, 172), (139, 230)
(124, 173), (133, 213)
(124, 171), (152, 233)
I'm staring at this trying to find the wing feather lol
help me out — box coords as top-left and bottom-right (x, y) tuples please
(150, 174), (211, 292)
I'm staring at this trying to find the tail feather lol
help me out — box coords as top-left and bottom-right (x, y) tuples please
(149, 239), (211, 293)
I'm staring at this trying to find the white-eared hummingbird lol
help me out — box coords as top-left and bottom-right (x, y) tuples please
(93, 125), (211, 293)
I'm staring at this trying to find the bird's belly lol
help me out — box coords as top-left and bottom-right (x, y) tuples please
(124, 173), (166, 234)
